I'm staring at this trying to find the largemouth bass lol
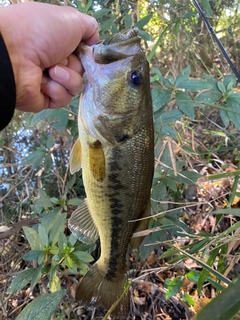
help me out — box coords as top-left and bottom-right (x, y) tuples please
(68, 27), (154, 317)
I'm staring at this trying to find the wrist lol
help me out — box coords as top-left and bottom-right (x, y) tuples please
(0, 11), (16, 129)
(0, 8), (19, 89)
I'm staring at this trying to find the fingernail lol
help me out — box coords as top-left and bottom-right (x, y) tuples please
(54, 65), (69, 81)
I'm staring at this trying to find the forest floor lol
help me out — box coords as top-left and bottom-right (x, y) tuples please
(1, 110), (240, 320)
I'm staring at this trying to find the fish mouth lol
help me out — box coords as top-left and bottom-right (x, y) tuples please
(79, 27), (142, 65)
(103, 27), (139, 45)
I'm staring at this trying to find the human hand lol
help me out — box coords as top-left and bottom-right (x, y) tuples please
(0, 2), (99, 112)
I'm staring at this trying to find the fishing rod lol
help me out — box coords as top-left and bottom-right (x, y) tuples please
(192, 0), (240, 83)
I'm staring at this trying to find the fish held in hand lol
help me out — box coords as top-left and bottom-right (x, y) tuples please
(68, 27), (154, 317)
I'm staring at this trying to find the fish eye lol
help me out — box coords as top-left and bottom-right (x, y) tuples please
(129, 71), (142, 86)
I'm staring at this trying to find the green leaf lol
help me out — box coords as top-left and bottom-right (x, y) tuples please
(16, 289), (66, 320)
(226, 94), (240, 129)
(188, 238), (210, 254)
(67, 198), (83, 206)
(161, 126), (177, 139)
(197, 248), (219, 295)
(52, 109), (69, 131)
(227, 111), (240, 129)
(38, 251), (46, 265)
(93, 8), (110, 20)
(46, 134), (54, 149)
(192, 276), (240, 320)
(152, 87), (172, 113)
(99, 15), (118, 32)
(220, 109), (229, 127)
(50, 244), (59, 255)
(177, 79), (212, 91)
(23, 226), (44, 250)
(7, 268), (36, 294)
(67, 234), (77, 247)
(217, 81), (226, 94)
(151, 68), (163, 83)
(165, 177), (178, 191)
(58, 232), (68, 251)
(166, 276), (184, 299)
(201, 0), (212, 17)
(30, 265), (43, 289)
(175, 91), (195, 118)
(148, 24), (171, 62)
(124, 13), (132, 28)
(171, 246), (231, 286)
(23, 250), (42, 261)
(182, 291), (194, 306)
(38, 224), (49, 246)
(51, 197), (60, 205)
(49, 212), (67, 246)
(175, 66), (191, 86)
(40, 209), (61, 234)
(186, 270), (201, 283)
(223, 74), (236, 88)
(160, 109), (183, 124)
(44, 154), (53, 172)
(49, 265), (61, 293)
(135, 14), (152, 29)
(30, 110), (53, 126)
(84, 0), (92, 12)
(22, 151), (45, 166)
(174, 19), (180, 37)
(172, 170), (202, 184)
(194, 91), (222, 104)
(151, 182), (167, 213)
(203, 73), (217, 87)
(138, 30), (153, 42)
(66, 175), (76, 189)
(228, 25), (234, 37)
(35, 195), (53, 208)
(73, 251), (94, 263)
(209, 208), (240, 216)
(180, 11), (197, 18)
(48, 109), (60, 122)
(64, 255), (73, 269)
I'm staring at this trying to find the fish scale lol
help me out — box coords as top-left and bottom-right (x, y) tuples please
(68, 27), (154, 317)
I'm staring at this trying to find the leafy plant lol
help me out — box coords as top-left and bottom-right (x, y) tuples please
(7, 208), (94, 318)
(2, 0), (240, 318)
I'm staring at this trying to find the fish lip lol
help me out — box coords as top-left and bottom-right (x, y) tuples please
(78, 34), (141, 66)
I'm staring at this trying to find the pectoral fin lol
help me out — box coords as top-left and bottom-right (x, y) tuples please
(68, 199), (99, 244)
(70, 138), (82, 174)
(89, 140), (105, 182)
(130, 200), (151, 249)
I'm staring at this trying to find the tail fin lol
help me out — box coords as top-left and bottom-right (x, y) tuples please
(76, 263), (129, 318)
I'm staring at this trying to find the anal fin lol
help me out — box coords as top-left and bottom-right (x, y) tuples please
(68, 199), (99, 244)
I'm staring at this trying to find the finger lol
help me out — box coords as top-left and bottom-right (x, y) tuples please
(48, 64), (83, 96)
(65, 54), (83, 75)
(41, 76), (75, 108)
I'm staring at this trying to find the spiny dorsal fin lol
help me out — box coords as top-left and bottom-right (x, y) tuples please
(70, 138), (82, 174)
(68, 199), (98, 244)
